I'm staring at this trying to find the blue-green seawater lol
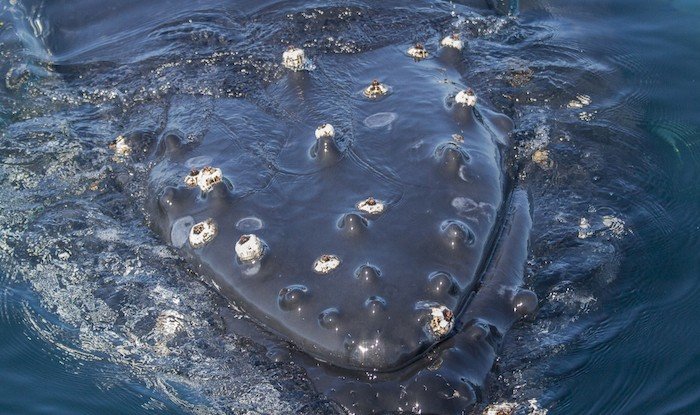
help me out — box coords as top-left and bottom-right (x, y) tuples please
(0, 0), (698, 414)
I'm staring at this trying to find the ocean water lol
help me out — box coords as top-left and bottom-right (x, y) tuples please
(0, 1), (698, 414)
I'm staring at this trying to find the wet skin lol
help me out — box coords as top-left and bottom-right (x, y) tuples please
(147, 46), (533, 414)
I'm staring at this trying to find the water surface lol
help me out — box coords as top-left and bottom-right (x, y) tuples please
(0, 0), (698, 414)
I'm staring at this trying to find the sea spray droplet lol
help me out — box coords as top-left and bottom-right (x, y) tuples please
(363, 112), (397, 129)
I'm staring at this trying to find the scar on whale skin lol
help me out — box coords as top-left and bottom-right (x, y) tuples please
(146, 44), (532, 414)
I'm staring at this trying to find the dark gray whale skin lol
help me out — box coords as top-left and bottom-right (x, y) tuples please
(147, 46), (534, 414)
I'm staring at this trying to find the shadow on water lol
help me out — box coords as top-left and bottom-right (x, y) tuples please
(0, 0), (698, 414)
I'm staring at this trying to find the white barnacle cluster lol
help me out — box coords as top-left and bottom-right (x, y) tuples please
(440, 33), (463, 50)
(455, 88), (477, 107)
(532, 148), (553, 169)
(357, 197), (385, 215)
(184, 166), (223, 192)
(235, 234), (265, 262)
(282, 46), (313, 71)
(406, 43), (429, 60)
(315, 123), (335, 139)
(110, 135), (132, 160)
(363, 79), (389, 98)
(482, 400), (548, 415)
(429, 305), (454, 338)
(184, 170), (199, 188)
(313, 254), (341, 274)
(483, 402), (517, 415)
(189, 218), (217, 248)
